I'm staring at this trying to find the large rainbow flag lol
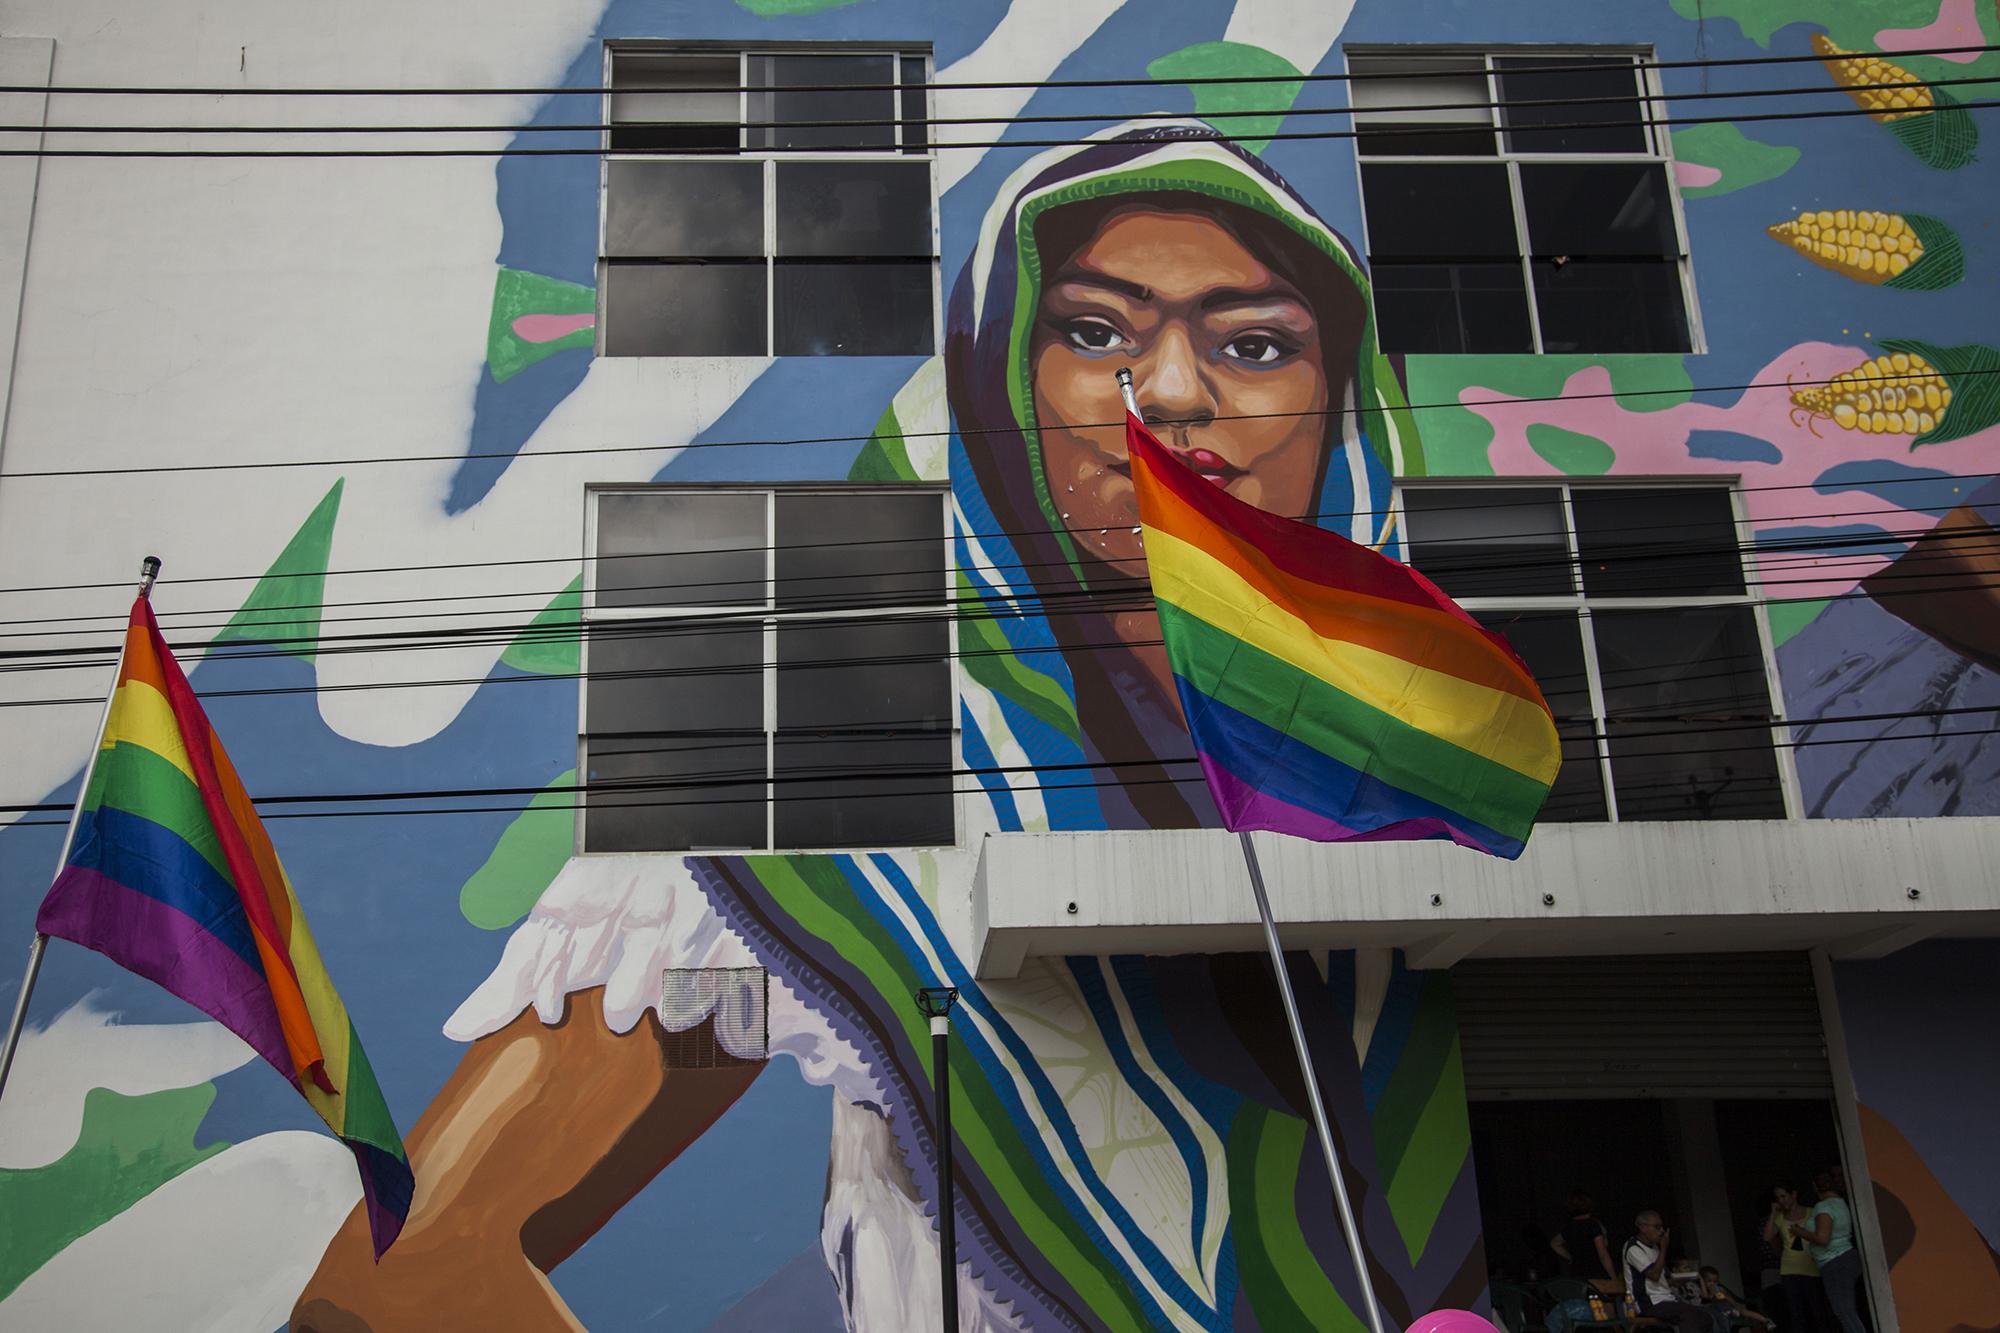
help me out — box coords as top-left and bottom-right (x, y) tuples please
(1127, 414), (1561, 857)
(36, 596), (413, 1255)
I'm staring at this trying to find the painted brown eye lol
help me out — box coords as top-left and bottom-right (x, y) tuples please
(1064, 319), (1127, 353)
(1220, 332), (1295, 364)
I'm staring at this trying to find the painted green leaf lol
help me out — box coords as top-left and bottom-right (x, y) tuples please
(486, 268), (596, 384)
(499, 578), (582, 676)
(734, 0), (868, 14)
(458, 769), (576, 929)
(1879, 338), (2000, 446)
(1884, 213), (1966, 290)
(1525, 424), (1616, 475)
(1766, 599), (1831, 647)
(848, 402), (921, 483)
(212, 479), (342, 660)
(1671, 123), (1800, 199)
(1146, 42), (1304, 155)
(0, 1084), (229, 1299)
(1887, 88), (1979, 171)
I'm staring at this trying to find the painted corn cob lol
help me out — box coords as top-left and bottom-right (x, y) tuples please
(1767, 209), (1963, 289)
(1811, 34), (1978, 170)
(1791, 350), (1951, 437)
(1811, 36), (1932, 119)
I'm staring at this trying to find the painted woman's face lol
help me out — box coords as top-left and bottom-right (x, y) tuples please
(1030, 207), (1338, 576)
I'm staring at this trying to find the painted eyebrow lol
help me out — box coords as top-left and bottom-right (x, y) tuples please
(1047, 272), (1152, 302)
(1197, 286), (1312, 313)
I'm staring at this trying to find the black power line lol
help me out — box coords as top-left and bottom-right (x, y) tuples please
(8, 95), (2000, 156)
(0, 501), (1979, 639)
(15, 71), (1994, 138)
(4, 366), (1997, 484)
(3, 713), (1992, 828)
(5, 42), (1993, 98)
(3, 458), (1994, 598)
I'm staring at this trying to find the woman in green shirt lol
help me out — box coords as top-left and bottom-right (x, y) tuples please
(1790, 1168), (1865, 1333)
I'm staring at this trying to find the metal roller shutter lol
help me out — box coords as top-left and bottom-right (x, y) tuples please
(1453, 952), (1831, 1100)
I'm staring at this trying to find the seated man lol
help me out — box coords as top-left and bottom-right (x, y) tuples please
(1623, 1211), (1725, 1333)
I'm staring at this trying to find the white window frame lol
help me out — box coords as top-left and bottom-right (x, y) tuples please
(1346, 44), (1706, 356)
(578, 484), (960, 854)
(597, 42), (942, 359)
(1392, 477), (1799, 821)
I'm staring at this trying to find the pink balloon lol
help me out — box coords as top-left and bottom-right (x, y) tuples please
(1406, 1310), (1499, 1333)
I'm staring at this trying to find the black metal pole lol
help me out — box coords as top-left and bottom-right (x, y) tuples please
(917, 986), (960, 1331)
(933, 1013), (957, 1332)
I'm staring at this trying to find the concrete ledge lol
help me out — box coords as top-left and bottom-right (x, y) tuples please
(971, 818), (2000, 977)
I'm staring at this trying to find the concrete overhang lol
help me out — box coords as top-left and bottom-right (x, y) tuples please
(970, 817), (2000, 978)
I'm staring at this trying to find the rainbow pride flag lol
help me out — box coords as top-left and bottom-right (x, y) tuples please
(1128, 414), (1561, 857)
(36, 597), (413, 1255)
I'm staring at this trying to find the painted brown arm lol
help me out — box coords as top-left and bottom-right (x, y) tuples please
(294, 990), (762, 1332)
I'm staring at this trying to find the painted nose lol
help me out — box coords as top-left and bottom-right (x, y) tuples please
(1134, 325), (1216, 430)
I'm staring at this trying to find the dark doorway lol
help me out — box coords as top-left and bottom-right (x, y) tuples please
(1470, 1096), (1844, 1303)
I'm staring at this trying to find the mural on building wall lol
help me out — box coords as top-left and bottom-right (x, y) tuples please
(290, 121), (1477, 1332)
(1831, 942), (2000, 1333)
(2, 0), (1999, 1328)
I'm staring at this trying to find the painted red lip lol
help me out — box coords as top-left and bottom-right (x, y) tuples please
(1106, 448), (1243, 486)
(1180, 448), (1238, 474)
(1178, 448), (1245, 486)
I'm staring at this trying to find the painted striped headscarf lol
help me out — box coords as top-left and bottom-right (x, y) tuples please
(946, 122), (1425, 833)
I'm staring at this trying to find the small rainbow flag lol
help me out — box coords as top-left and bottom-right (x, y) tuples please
(36, 597), (413, 1255)
(1128, 414), (1561, 857)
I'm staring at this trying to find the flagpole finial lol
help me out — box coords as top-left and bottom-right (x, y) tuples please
(1114, 367), (1139, 416)
(138, 556), (161, 600)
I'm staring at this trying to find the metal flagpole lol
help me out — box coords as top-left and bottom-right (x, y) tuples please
(1115, 369), (1389, 1333)
(1237, 832), (1389, 1333)
(0, 555), (161, 1106)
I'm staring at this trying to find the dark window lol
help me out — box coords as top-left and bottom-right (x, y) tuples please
(1368, 262), (1533, 355)
(1572, 487), (1744, 598)
(601, 264), (768, 358)
(603, 47), (937, 357)
(1594, 608), (1786, 820)
(1406, 484), (1785, 823)
(1495, 55), (1649, 154)
(1402, 487), (1572, 598)
(604, 161), (764, 257)
(1474, 610), (1606, 822)
(1350, 48), (1694, 355)
(1359, 163), (1521, 259)
(584, 489), (954, 852)
(1349, 54), (1495, 157)
(607, 51), (741, 154)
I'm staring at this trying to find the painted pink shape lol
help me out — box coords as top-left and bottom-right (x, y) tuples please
(511, 312), (597, 343)
(1459, 341), (2000, 600)
(1877, 0), (1984, 61)
(1674, 160), (1723, 190)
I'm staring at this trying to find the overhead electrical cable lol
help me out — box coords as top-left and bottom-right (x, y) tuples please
(4, 368), (1998, 484)
(11, 70), (1994, 138)
(0, 503), (1977, 638)
(9, 96), (2000, 157)
(1, 713), (1993, 828)
(4, 42), (1992, 98)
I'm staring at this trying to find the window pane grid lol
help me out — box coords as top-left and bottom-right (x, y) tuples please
(583, 488), (953, 852)
(602, 46), (936, 358)
(1350, 47), (1693, 355)
(1399, 480), (1787, 823)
